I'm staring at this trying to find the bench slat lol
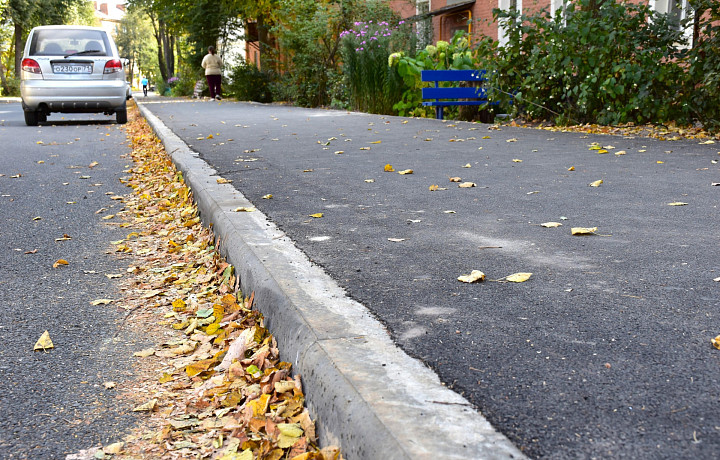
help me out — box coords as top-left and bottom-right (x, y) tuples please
(422, 101), (499, 107)
(421, 69), (487, 82)
(422, 87), (488, 99)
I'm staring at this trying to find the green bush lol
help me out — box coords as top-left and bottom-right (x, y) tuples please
(684, 0), (720, 131)
(489, 0), (691, 125)
(227, 61), (272, 103)
(1, 77), (20, 97)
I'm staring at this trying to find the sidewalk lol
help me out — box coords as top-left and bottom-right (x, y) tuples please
(136, 97), (720, 459)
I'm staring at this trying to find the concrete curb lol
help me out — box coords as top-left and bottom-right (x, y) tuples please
(137, 102), (527, 460)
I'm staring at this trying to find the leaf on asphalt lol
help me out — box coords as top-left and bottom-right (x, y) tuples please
(589, 179), (603, 187)
(53, 259), (69, 268)
(700, 140), (715, 144)
(429, 184), (439, 191)
(364, 179), (375, 183)
(103, 442), (124, 455)
(462, 163), (472, 168)
(262, 194), (273, 199)
(388, 238), (405, 242)
(506, 138), (518, 142)
(89, 161), (99, 168)
(458, 182), (476, 188)
(504, 272), (532, 283)
(132, 399), (157, 412)
(567, 166), (575, 171)
(714, 276), (720, 282)
(369, 140), (382, 144)
(449, 177), (462, 182)
(444, 210), (456, 213)
(512, 159), (522, 163)
(105, 273), (122, 279)
(103, 381), (117, 389)
(309, 213), (323, 218)
(615, 150), (627, 155)
(384, 164), (394, 172)
(334, 151), (344, 155)
(712, 335), (720, 350)
(33, 330), (54, 351)
(398, 169), (413, 175)
(541, 222), (563, 228)
(90, 299), (114, 306)
(133, 348), (156, 358)
(359, 147), (371, 150)
(571, 227), (598, 235)
(458, 270), (485, 283)
(54, 234), (71, 241)
(667, 202), (688, 206)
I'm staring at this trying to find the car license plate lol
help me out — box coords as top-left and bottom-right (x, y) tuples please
(53, 64), (92, 74)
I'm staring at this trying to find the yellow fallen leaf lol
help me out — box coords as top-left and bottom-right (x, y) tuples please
(262, 194), (273, 199)
(369, 140), (382, 144)
(512, 159), (523, 163)
(482, 136), (491, 139)
(667, 202), (688, 206)
(429, 185), (439, 191)
(186, 358), (217, 377)
(309, 213), (324, 218)
(334, 150), (344, 154)
(398, 169), (413, 175)
(458, 182), (476, 188)
(567, 166), (575, 171)
(234, 207), (255, 212)
(133, 348), (155, 358)
(132, 399), (157, 412)
(540, 222), (562, 228)
(700, 140), (715, 145)
(462, 163), (472, 168)
(359, 147), (371, 150)
(364, 179), (375, 183)
(384, 164), (395, 172)
(589, 179), (603, 187)
(90, 299), (114, 306)
(597, 149), (609, 154)
(657, 161), (664, 164)
(103, 442), (124, 454)
(34, 330), (54, 351)
(53, 259), (69, 268)
(172, 298), (186, 312)
(206, 134), (214, 139)
(449, 177), (462, 182)
(712, 335), (720, 350)
(216, 177), (232, 184)
(444, 210), (456, 214)
(505, 272), (532, 283)
(458, 270), (485, 283)
(507, 138), (518, 142)
(615, 150), (627, 155)
(571, 227), (598, 235)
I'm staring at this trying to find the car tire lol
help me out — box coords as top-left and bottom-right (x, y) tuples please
(116, 106), (127, 124)
(38, 112), (47, 123)
(24, 110), (39, 126)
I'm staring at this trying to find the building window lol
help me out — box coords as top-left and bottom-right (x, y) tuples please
(498, 0), (522, 47)
(650, 0), (693, 47)
(416, 0), (432, 48)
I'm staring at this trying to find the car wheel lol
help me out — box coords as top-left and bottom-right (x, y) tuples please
(38, 112), (47, 123)
(116, 107), (127, 124)
(24, 110), (39, 126)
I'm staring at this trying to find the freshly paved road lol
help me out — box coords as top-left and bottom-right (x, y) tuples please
(141, 98), (720, 459)
(0, 104), (148, 459)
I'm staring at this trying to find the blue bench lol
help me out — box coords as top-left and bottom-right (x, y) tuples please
(421, 69), (499, 120)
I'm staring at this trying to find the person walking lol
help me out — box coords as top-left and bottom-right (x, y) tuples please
(201, 46), (223, 101)
(141, 77), (148, 97)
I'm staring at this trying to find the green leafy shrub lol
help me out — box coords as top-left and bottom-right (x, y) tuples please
(684, 0), (720, 131)
(489, 0), (691, 125)
(227, 61), (272, 102)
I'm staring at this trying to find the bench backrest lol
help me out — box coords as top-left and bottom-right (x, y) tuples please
(421, 69), (487, 82)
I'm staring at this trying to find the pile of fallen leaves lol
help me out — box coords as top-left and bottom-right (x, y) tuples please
(505, 119), (720, 142)
(99, 103), (341, 459)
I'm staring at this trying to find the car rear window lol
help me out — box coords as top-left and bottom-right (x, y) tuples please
(30, 29), (110, 57)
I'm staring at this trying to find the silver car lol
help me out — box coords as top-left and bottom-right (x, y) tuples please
(20, 25), (131, 126)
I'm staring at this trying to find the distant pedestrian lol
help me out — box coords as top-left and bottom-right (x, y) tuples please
(141, 77), (148, 97)
(201, 46), (223, 101)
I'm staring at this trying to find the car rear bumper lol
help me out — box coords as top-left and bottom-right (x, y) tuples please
(21, 79), (127, 112)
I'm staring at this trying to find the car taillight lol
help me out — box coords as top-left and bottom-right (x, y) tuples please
(21, 58), (42, 74)
(103, 59), (122, 74)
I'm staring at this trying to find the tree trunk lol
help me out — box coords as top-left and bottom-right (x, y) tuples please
(156, 19), (168, 82)
(14, 23), (23, 78)
(257, 14), (269, 71)
(0, 59), (11, 95)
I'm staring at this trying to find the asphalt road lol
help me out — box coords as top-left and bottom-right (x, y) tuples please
(0, 104), (148, 459)
(142, 99), (720, 459)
